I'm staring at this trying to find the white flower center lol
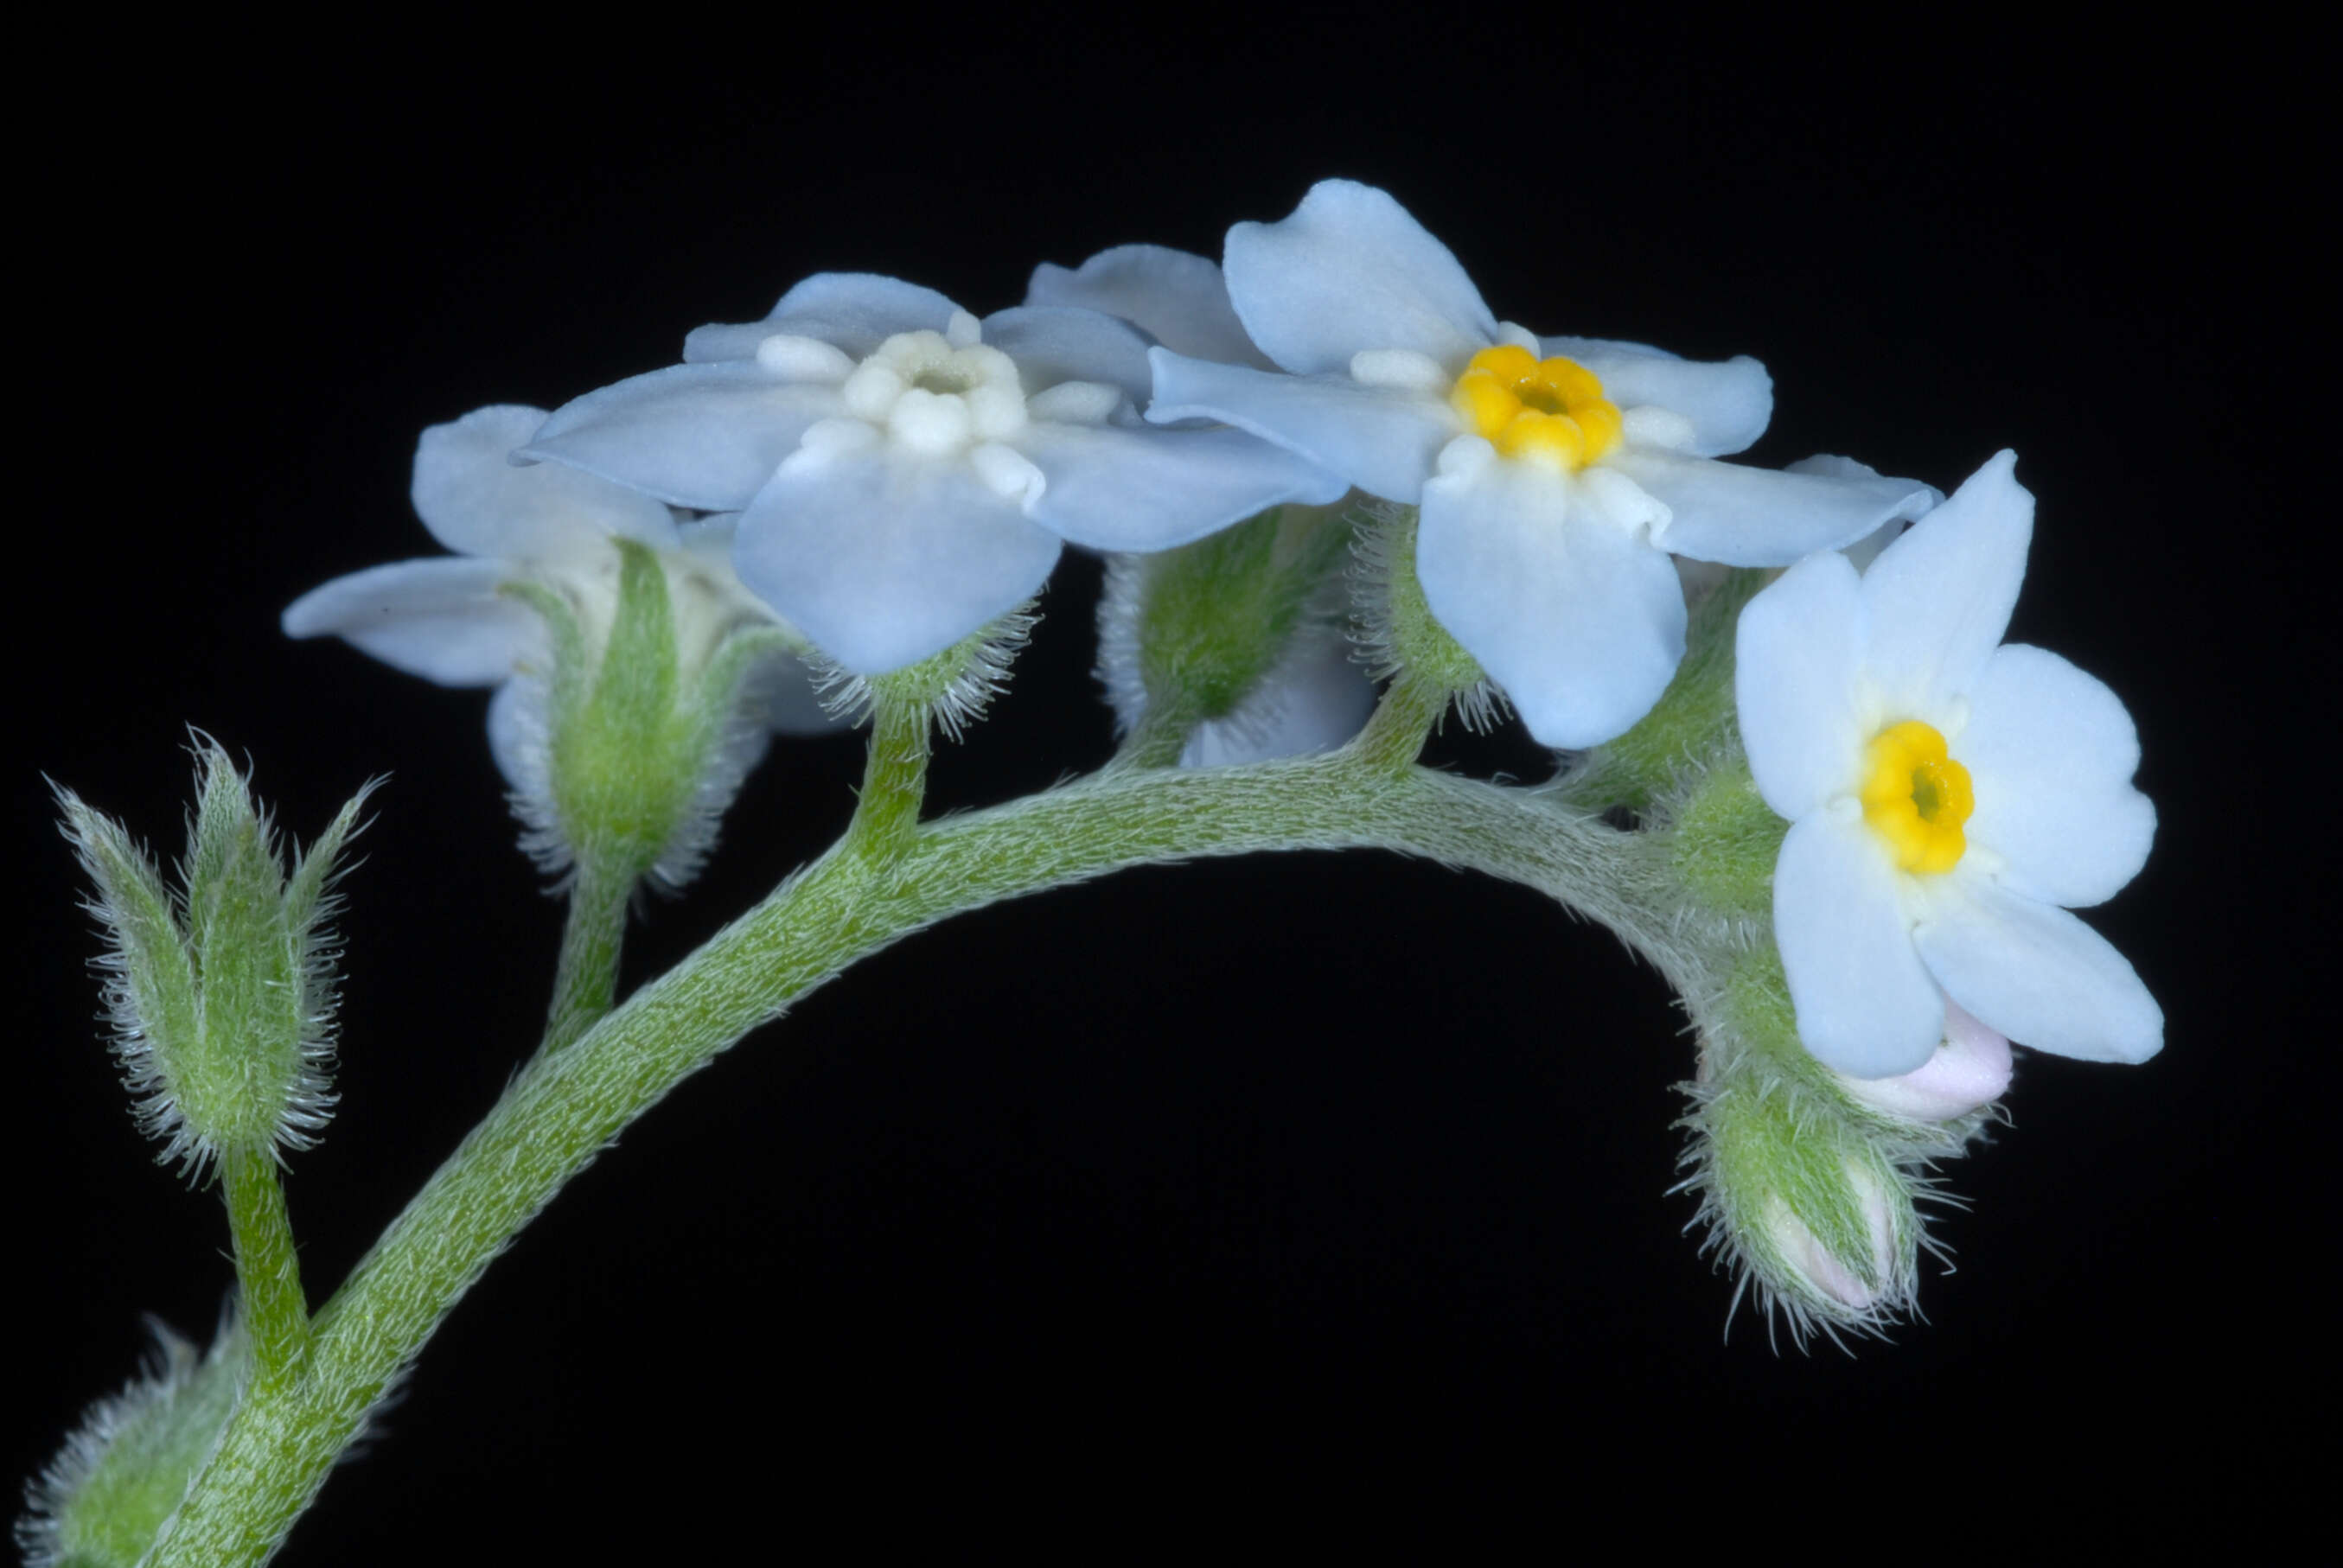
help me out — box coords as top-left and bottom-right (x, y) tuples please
(767, 310), (1122, 505)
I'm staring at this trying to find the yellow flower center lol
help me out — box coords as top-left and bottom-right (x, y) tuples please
(1448, 345), (1625, 473)
(1860, 720), (1974, 876)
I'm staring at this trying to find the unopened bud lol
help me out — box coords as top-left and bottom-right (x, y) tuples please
(1838, 1001), (2014, 1123)
(55, 741), (371, 1176)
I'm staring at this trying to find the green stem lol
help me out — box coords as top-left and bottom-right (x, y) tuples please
(1114, 699), (1203, 770)
(539, 855), (636, 1055)
(1346, 669), (1448, 774)
(842, 688), (930, 861)
(219, 1146), (308, 1385)
(146, 753), (1658, 1566)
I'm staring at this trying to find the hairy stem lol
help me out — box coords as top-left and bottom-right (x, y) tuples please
(539, 855), (636, 1055)
(843, 691), (930, 862)
(219, 1146), (308, 1385)
(147, 753), (1659, 1565)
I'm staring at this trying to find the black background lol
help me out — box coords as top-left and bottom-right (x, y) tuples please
(14, 21), (2320, 1553)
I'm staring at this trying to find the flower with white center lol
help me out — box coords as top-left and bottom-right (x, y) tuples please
(283, 405), (840, 882)
(1735, 451), (2161, 1077)
(1147, 179), (1938, 748)
(515, 273), (1346, 675)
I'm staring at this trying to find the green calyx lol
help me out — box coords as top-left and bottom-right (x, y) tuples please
(55, 744), (368, 1174)
(1130, 503), (1352, 723)
(1665, 754), (1788, 919)
(18, 1316), (252, 1568)
(1353, 503), (1490, 719)
(506, 539), (789, 889)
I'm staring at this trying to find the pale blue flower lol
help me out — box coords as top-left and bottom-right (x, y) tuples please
(519, 274), (1344, 674)
(1148, 180), (1937, 747)
(1736, 453), (2161, 1077)
(283, 405), (839, 789)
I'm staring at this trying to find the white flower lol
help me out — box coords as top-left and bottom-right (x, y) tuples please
(282, 405), (839, 788)
(1735, 451), (2161, 1077)
(516, 274), (1345, 675)
(1147, 180), (1937, 747)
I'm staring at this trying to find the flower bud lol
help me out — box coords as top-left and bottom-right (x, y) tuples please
(1098, 501), (1369, 762)
(14, 1312), (251, 1568)
(1837, 1001), (2014, 1123)
(55, 741), (371, 1176)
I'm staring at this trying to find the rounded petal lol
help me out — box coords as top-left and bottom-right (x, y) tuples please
(1774, 806), (1946, 1077)
(413, 405), (679, 560)
(1860, 449), (2032, 719)
(1026, 245), (1273, 369)
(980, 305), (1153, 405)
(732, 449), (1061, 675)
(1017, 419), (1347, 551)
(1959, 643), (2155, 908)
(1147, 347), (1452, 503)
(1542, 336), (1772, 457)
(1612, 450), (1937, 567)
(1915, 876), (2162, 1063)
(1223, 179), (1497, 374)
(520, 364), (843, 512)
(684, 273), (963, 362)
(1735, 551), (1866, 820)
(1416, 455), (1688, 749)
(282, 558), (540, 686)
(1784, 456), (1941, 570)
(485, 679), (539, 791)
(1182, 635), (1376, 767)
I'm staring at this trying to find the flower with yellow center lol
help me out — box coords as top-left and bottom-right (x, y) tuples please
(1145, 178), (1938, 748)
(1734, 452), (2161, 1079)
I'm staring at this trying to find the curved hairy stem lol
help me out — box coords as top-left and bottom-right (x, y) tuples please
(146, 749), (1661, 1565)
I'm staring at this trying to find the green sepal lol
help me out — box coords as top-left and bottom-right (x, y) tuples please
(1663, 750), (1788, 919)
(182, 754), (303, 1156)
(1130, 503), (1352, 724)
(16, 1315), (252, 1568)
(1353, 504), (1491, 720)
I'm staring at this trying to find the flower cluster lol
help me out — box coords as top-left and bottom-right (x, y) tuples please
(278, 177), (2160, 1333)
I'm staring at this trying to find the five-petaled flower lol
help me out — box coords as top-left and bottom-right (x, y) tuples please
(1735, 452), (2161, 1078)
(283, 405), (840, 787)
(1145, 179), (1939, 748)
(516, 275), (1344, 675)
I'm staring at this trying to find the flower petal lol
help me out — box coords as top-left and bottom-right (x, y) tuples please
(1541, 336), (1772, 457)
(1416, 452), (1688, 748)
(683, 273), (963, 362)
(485, 679), (539, 791)
(520, 364), (843, 511)
(1915, 875), (2162, 1063)
(1773, 806), (1947, 1077)
(282, 558), (540, 686)
(1610, 450), (1936, 567)
(1147, 348), (1452, 503)
(1859, 449), (2031, 719)
(413, 405), (679, 560)
(1017, 419), (1347, 551)
(1223, 179), (1497, 374)
(731, 449), (1061, 674)
(1735, 550), (1866, 820)
(980, 305), (1153, 406)
(1026, 245), (1274, 370)
(1959, 643), (2155, 908)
